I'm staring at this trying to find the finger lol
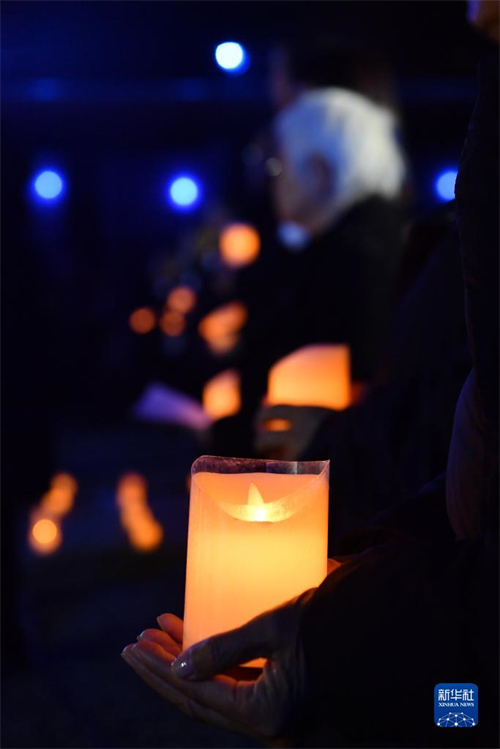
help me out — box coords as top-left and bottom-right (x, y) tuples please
(123, 647), (259, 739)
(157, 613), (184, 645)
(137, 628), (181, 656)
(171, 611), (276, 681)
(130, 640), (257, 721)
(327, 558), (343, 575)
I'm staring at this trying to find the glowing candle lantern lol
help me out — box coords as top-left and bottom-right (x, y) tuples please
(29, 510), (62, 555)
(183, 456), (329, 665)
(167, 286), (197, 314)
(41, 473), (78, 517)
(202, 369), (241, 420)
(129, 307), (156, 335)
(267, 344), (351, 411)
(219, 223), (261, 268)
(116, 473), (164, 552)
(198, 301), (247, 355)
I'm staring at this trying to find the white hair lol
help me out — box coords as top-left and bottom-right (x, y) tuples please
(275, 87), (407, 224)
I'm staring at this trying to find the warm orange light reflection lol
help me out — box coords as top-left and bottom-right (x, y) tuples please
(261, 418), (293, 432)
(203, 369), (241, 420)
(198, 302), (247, 355)
(41, 472), (78, 517)
(219, 223), (261, 268)
(116, 473), (164, 552)
(167, 286), (197, 314)
(267, 344), (351, 410)
(29, 513), (62, 555)
(129, 307), (156, 334)
(160, 310), (186, 337)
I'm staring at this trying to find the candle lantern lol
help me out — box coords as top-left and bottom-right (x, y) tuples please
(202, 369), (241, 421)
(267, 344), (351, 410)
(183, 456), (329, 665)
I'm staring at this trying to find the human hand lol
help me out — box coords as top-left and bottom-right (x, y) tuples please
(121, 592), (316, 743)
(254, 404), (331, 460)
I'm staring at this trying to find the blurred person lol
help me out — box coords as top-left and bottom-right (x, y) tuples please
(212, 84), (408, 455)
(255, 201), (470, 548)
(123, 10), (498, 745)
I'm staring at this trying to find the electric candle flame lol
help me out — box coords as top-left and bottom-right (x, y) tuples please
(247, 482), (267, 522)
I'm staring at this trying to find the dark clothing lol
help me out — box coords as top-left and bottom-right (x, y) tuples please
(300, 53), (499, 748)
(212, 196), (405, 457)
(303, 217), (470, 548)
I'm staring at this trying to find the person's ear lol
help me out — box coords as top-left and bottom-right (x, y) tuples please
(305, 154), (334, 203)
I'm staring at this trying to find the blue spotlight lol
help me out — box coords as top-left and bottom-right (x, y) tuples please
(435, 169), (458, 202)
(215, 42), (249, 74)
(33, 170), (64, 200)
(167, 175), (201, 210)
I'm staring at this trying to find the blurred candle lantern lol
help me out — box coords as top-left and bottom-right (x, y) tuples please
(167, 286), (197, 314)
(267, 344), (351, 410)
(202, 369), (241, 420)
(160, 310), (186, 337)
(198, 301), (247, 355)
(183, 456), (329, 666)
(116, 473), (164, 552)
(41, 472), (78, 517)
(29, 509), (62, 555)
(129, 307), (156, 335)
(219, 223), (261, 268)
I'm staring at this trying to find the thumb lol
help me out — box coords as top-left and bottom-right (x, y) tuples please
(172, 590), (316, 681)
(171, 612), (276, 681)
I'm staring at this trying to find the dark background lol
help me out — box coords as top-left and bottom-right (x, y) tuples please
(1, 2), (490, 747)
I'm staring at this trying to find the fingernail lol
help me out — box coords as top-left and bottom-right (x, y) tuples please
(171, 651), (194, 679)
(121, 644), (134, 657)
(137, 631), (145, 641)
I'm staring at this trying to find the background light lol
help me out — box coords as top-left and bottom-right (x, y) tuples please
(129, 307), (156, 334)
(215, 42), (248, 73)
(219, 223), (261, 268)
(33, 169), (64, 200)
(168, 175), (200, 210)
(435, 169), (458, 202)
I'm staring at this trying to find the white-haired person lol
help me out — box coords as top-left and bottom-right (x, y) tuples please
(211, 85), (409, 457)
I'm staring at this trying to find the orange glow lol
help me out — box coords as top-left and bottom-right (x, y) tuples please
(198, 302), (247, 354)
(267, 344), (351, 410)
(206, 332), (241, 355)
(41, 472), (78, 517)
(128, 516), (164, 552)
(129, 307), (156, 334)
(160, 310), (186, 337)
(219, 223), (261, 268)
(116, 473), (164, 553)
(202, 369), (241, 420)
(167, 286), (197, 314)
(29, 514), (62, 555)
(261, 418), (293, 432)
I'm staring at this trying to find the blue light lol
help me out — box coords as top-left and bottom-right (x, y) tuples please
(33, 170), (64, 200)
(215, 42), (248, 73)
(167, 175), (201, 210)
(435, 169), (458, 202)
